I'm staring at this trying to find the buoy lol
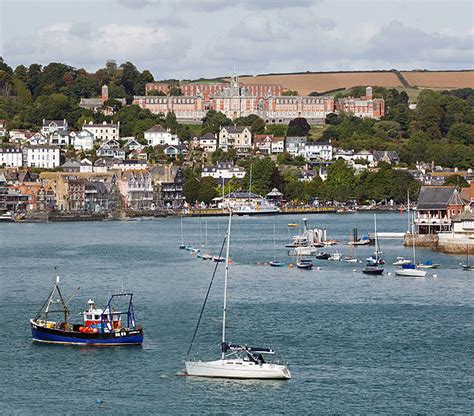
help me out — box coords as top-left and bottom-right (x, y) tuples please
(264, 262), (268, 266)
(388, 272), (392, 276)
(79, 326), (84, 333)
(93, 328), (98, 334)
(229, 259), (233, 264)
(96, 399), (103, 404)
(257, 261), (261, 266)
(316, 267), (321, 270)
(433, 274), (438, 278)
(352, 269), (356, 273)
(289, 263), (293, 268)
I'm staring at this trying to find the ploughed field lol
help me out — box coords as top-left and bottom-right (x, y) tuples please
(238, 70), (474, 95)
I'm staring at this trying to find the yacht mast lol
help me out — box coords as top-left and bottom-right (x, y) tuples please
(374, 213), (379, 262)
(407, 190), (410, 233)
(221, 212), (232, 359)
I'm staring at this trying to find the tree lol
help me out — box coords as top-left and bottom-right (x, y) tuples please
(242, 157), (275, 196)
(282, 90), (298, 96)
(147, 89), (166, 96)
(447, 123), (474, 145)
(443, 174), (469, 188)
(287, 117), (310, 136)
(201, 110), (232, 135)
(250, 117), (265, 134)
(305, 174), (325, 201)
(325, 112), (340, 125)
(324, 159), (355, 202)
(182, 168), (200, 204)
(198, 177), (218, 204)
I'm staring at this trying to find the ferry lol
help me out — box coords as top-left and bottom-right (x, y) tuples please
(30, 278), (143, 346)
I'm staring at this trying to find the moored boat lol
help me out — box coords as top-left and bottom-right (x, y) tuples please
(30, 278), (143, 346)
(395, 264), (426, 278)
(416, 261), (440, 269)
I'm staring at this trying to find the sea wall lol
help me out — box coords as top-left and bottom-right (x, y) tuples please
(403, 233), (438, 248)
(437, 234), (474, 255)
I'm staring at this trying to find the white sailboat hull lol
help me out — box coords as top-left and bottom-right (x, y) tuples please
(395, 269), (427, 278)
(185, 359), (291, 380)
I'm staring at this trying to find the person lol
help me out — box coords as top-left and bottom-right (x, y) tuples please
(257, 354), (265, 364)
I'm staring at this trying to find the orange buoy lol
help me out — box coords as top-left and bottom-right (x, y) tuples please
(289, 263), (293, 268)
(257, 262), (261, 266)
(229, 259), (233, 264)
(79, 326), (84, 333)
(264, 262), (268, 266)
(92, 328), (98, 334)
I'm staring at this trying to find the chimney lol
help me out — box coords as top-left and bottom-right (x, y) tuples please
(471, 179), (474, 202)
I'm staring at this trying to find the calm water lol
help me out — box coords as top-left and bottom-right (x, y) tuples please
(0, 213), (472, 414)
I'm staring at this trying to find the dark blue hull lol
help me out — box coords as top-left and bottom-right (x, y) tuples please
(30, 321), (143, 346)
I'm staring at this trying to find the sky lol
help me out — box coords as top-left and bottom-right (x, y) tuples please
(0, 0), (473, 80)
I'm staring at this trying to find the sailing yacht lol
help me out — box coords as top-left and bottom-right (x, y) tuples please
(185, 213), (291, 379)
(461, 245), (474, 271)
(395, 225), (426, 277)
(362, 214), (384, 275)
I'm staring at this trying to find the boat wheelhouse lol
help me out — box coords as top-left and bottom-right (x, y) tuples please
(30, 278), (143, 346)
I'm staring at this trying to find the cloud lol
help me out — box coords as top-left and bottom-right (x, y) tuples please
(3, 23), (191, 72)
(364, 20), (474, 67)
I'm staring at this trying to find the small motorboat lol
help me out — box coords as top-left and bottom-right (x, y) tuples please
(395, 263), (426, 278)
(213, 256), (225, 263)
(0, 211), (15, 222)
(345, 257), (358, 263)
(287, 223), (299, 228)
(461, 264), (474, 271)
(191, 248), (200, 253)
(328, 251), (342, 261)
(30, 277), (143, 346)
(362, 266), (384, 275)
(366, 255), (385, 266)
(315, 252), (331, 260)
(393, 257), (412, 266)
(416, 261), (440, 269)
(201, 253), (213, 260)
(323, 240), (338, 246)
(269, 261), (286, 267)
(185, 245), (194, 251)
(296, 259), (313, 269)
(179, 244), (186, 249)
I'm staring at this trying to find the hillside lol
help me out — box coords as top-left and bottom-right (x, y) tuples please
(237, 70), (474, 95)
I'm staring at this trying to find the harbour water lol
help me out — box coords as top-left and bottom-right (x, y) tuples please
(0, 212), (472, 414)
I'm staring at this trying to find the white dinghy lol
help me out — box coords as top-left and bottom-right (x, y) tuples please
(184, 212), (291, 380)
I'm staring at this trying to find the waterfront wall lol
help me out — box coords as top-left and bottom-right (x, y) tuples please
(437, 234), (474, 255)
(404, 232), (474, 254)
(404, 233), (438, 248)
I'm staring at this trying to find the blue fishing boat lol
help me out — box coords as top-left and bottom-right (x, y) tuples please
(30, 278), (143, 346)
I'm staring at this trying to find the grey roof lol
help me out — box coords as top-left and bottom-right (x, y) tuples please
(44, 119), (66, 126)
(417, 186), (457, 210)
(145, 125), (166, 133)
(200, 132), (216, 139)
(447, 189), (467, 206)
(373, 150), (399, 162)
(222, 126), (250, 134)
(452, 210), (474, 222)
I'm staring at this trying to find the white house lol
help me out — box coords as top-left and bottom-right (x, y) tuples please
(144, 125), (179, 146)
(299, 142), (333, 161)
(24, 146), (60, 168)
(202, 162), (246, 180)
(97, 140), (125, 159)
(25, 132), (48, 146)
(196, 132), (217, 152)
(49, 130), (70, 148)
(0, 147), (23, 167)
(0, 120), (6, 137)
(253, 134), (285, 154)
(84, 121), (120, 143)
(218, 126), (252, 152)
(41, 119), (68, 136)
(285, 136), (307, 156)
(72, 129), (94, 151)
(124, 138), (143, 151)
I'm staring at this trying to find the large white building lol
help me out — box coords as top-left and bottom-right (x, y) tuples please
(219, 126), (252, 152)
(83, 121), (120, 143)
(202, 162), (246, 180)
(0, 147), (23, 167)
(144, 125), (179, 147)
(24, 146), (61, 168)
(299, 142), (333, 161)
